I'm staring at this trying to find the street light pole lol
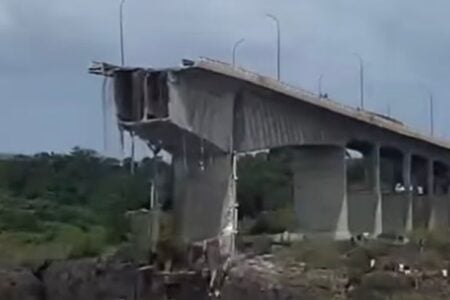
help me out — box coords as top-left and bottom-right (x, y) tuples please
(318, 74), (324, 98)
(232, 38), (245, 66)
(429, 92), (434, 136)
(420, 85), (434, 137)
(119, 0), (126, 66)
(266, 14), (281, 80)
(353, 53), (365, 109)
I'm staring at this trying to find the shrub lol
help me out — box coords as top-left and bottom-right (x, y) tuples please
(286, 240), (343, 269)
(238, 217), (256, 235)
(0, 233), (71, 266)
(409, 229), (450, 259)
(249, 208), (296, 235)
(252, 235), (272, 255)
(365, 240), (392, 258)
(0, 208), (44, 232)
(346, 246), (372, 272)
(361, 271), (412, 291)
(418, 250), (444, 269)
(41, 223), (107, 259)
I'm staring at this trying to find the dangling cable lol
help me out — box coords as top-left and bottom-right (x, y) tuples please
(231, 152), (238, 257)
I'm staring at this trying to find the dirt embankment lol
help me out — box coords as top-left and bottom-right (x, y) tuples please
(0, 259), (140, 300)
(0, 257), (317, 300)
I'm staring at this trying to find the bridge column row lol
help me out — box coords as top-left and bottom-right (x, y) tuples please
(291, 144), (450, 239)
(170, 144), (449, 243)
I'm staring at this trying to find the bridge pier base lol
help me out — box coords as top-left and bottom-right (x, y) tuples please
(292, 145), (350, 240)
(373, 145), (383, 237)
(429, 196), (449, 231)
(429, 161), (449, 231)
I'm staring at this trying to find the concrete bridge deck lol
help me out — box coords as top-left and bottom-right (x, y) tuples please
(90, 58), (450, 254)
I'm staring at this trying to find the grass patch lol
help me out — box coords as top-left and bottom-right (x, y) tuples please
(246, 208), (297, 235)
(0, 223), (108, 266)
(390, 292), (447, 300)
(409, 228), (450, 258)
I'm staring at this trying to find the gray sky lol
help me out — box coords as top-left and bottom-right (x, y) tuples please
(1, 0), (450, 155)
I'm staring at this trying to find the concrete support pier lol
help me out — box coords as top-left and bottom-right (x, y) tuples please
(380, 148), (410, 235)
(429, 161), (449, 230)
(403, 152), (413, 233)
(373, 145), (383, 236)
(172, 153), (235, 247)
(292, 145), (350, 239)
(347, 143), (381, 236)
(429, 196), (449, 230)
(411, 155), (429, 229)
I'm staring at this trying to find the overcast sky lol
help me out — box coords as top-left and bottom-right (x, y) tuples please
(1, 0), (450, 155)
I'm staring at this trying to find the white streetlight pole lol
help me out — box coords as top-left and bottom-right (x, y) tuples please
(119, 0), (126, 66)
(353, 53), (365, 109)
(232, 38), (245, 66)
(266, 14), (281, 80)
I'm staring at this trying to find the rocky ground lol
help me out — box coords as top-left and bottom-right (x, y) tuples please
(223, 252), (450, 300)
(1, 238), (450, 300)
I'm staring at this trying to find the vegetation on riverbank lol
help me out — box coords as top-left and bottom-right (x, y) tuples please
(0, 148), (295, 265)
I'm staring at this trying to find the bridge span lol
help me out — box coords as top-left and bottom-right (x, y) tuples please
(90, 58), (450, 253)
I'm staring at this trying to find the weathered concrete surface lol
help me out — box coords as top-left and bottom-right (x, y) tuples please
(292, 146), (349, 239)
(173, 153), (234, 244)
(167, 70), (235, 152)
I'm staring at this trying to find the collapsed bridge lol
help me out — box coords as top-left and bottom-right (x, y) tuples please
(90, 57), (450, 257)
